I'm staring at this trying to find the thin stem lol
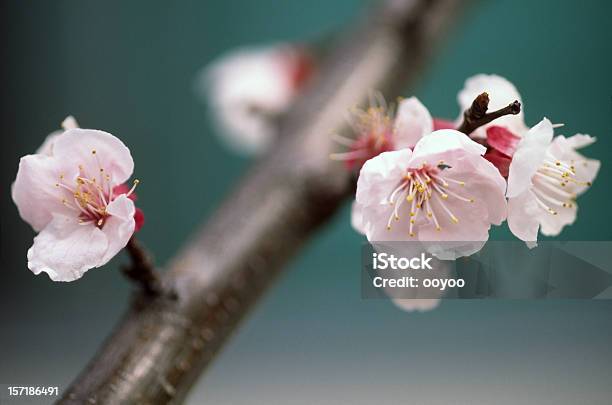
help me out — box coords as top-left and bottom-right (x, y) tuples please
(122, 237), (162, 296)
(457, 92), (521, 135)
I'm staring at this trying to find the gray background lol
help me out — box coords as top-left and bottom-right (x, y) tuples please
(1, 0), (611, 403)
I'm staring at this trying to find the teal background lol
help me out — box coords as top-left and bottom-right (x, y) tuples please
(1, 1), (611, 403)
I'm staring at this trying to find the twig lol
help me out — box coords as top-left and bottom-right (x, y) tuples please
(122, 237), (163, 297)
(456, 92), (521, 135)
(57, 1), (466, 403)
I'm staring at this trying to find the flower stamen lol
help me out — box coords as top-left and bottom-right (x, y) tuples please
(384, 163), (469, 235)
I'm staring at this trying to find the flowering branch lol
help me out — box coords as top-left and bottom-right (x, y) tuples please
(58, 1), (465, 403)
(122, 237), (163, 296)
(457, 91), (521, 135)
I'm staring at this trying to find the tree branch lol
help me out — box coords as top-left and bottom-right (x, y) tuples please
(122, 237), (163, 297)
(57, 1), (466, 403)
(457, 91), (521, 135)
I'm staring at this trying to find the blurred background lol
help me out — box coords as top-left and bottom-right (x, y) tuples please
(1, 1), (611, 404)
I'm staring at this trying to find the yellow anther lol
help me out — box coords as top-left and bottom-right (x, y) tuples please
(427, 212), (432, 218)
(407, 195), (414, 202)
(435, 226), (441, 231)
(469, 198), (475, 203)
(409, 232), (415, 237)
(410, 219), (415, 224)
(451, 215), (459, 223)
(441, 193), (448, 199)
(410, 212), (415, 217)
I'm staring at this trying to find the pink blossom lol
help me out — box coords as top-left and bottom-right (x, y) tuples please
(353, 129), (507, 258)
(200, 44), (313, 154)
(506, 118), (600, 243)
(12, 123), (140, 281)
(331, 96), (433, 169)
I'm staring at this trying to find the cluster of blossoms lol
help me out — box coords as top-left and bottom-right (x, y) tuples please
(201, 52), (600, 310)
(11, 117), (143, 282)
(338, 74), (599, 251)
(333, 75), (600, 311)
(201, 49), (599, 247)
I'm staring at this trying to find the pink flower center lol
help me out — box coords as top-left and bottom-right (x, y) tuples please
(54, 149), (139, 228)
(531, 158), (591, 215)
(330, 106), (395, 169)
(386, 162), (474, 237)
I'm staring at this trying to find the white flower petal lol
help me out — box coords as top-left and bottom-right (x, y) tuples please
(27, 215), (108, 282)
(356, 149), (413, 207)
(411, 130), (486, 164)
(100, 195), (136, 265)
(393, 97), (433, 149)
(61, 115), (79, 130)
(36, 130), (63, 156)
(547, 134), (600, 195)
(350, 201), (365, 234)
(35, 116), (80, 156)
(507, 190), (541, 243)
(506, 118), (553, 198)
(11, 154), (79, 232)
(539, 202), (577, 236)
(53, 129), (134, 186)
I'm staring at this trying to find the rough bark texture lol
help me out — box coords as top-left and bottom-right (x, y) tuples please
(58, 1), (465, 403)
